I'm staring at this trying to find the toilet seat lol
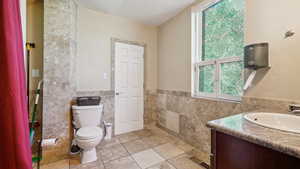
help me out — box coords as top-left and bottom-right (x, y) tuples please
(76, 127), (103, 140)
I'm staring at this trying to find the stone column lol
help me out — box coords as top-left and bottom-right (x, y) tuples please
(43, 0), (77, 163)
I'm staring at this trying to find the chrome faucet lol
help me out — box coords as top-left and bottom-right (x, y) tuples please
(289, 104), (300, 114)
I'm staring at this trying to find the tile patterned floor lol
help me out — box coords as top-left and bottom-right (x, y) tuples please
(37, 123), (205, 169)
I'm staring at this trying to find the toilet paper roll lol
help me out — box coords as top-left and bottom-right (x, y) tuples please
(41, 138), (58, 147)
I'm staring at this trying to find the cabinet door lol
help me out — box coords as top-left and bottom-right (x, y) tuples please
(211, 130), (300, 169)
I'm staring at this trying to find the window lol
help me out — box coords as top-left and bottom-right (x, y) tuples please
(192, 0), (244, 101)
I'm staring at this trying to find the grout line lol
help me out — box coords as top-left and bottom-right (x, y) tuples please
(97, 149), (106, 169)
(121, 142), (142, 169)
(120, 141), (131, 156)
(129, 155), (143, 169)
(100, 134), (142, 165)
(168, 162), (179, 169)
(151, 148), (167, 161)
(122, 129), (170, 169)
(99, 141), (130, 164)
(115, 132), (141, 144)
(102, 154), (130, 164)
(148, 160), (179, 169)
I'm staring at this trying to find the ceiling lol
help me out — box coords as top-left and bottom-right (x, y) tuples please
(77, 0), (196, 26)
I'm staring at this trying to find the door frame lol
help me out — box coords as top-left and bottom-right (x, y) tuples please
(111, 38), (146, 135)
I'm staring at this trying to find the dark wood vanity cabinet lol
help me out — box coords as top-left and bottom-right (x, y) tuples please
(210, 130), (300, 169)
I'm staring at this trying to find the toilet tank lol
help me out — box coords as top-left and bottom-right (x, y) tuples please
(72, 104), (104, 128)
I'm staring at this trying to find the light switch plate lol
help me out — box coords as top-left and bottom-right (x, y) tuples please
(103, 73), (108, 79)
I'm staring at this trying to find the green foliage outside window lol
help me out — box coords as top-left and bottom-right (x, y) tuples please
(199, 0), (244, 97)
(199, 65), (215, 93)
(221, 61), (243, 96)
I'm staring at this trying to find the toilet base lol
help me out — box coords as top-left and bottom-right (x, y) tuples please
(81, 148), (97, 164)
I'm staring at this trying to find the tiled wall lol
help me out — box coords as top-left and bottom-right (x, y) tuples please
(155, 89), (300, 161)
(144, 90), (158, 124)
(75, 90), (159, 130)
(43, 0), (78, 164)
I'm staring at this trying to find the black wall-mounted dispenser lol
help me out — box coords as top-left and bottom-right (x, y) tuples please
(244, 43), (269, 69)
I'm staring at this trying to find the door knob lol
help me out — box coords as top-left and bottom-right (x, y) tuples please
(115, 92), (120, 95)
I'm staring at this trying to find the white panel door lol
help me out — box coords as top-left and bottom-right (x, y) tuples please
(115, 42), (144, 135)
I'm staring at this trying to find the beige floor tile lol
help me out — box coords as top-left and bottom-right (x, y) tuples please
(141, 135), (170, 148)
(104, 156), (140, 169)
(40, 159), (69, 169)
(147, 125), (195, 153)
(151, 125), (172, 134)
(168, 154), (204, 169)
(186, 149), (210, 164)
(133, 129), (153, 138)
(172, 140), (195, 153)
(132, 149), (165, 169)
(70, 157), (104, 169)
(154, 143), (185, 159)
(148, 128), (170, 137)
(116, 132), (140, 143)
(146, 161), (176, 169)
(40, 124), (201, 169)
(97, 137), (120, 150)
(123, 139), (150, 154)
(100, 143), (129, 163)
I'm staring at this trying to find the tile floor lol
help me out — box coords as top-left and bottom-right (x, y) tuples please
(37, 123), (205, 169)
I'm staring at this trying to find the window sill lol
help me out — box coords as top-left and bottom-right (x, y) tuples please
(191, 94), (242, 103)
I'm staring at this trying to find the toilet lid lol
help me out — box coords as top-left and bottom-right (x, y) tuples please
(76, 127), (103, 140)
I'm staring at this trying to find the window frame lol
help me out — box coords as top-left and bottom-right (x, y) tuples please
(191, 0), (243, 102)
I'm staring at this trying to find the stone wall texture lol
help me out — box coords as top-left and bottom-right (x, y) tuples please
(156, 89), (300, 162)
(43, 0), (78, 163)
(144, 90), (158, 124)
(75, 90), (158, 132)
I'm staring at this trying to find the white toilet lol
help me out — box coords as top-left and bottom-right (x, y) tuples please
(72, 104), (104, 164)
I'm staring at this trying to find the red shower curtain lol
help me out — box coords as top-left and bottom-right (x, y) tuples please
(0, 0), (32, 169)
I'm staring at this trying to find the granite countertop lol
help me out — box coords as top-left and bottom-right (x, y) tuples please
(207, 114), (300, 159)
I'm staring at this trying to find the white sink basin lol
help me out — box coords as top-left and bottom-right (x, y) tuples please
(243, 112), (300, 134)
